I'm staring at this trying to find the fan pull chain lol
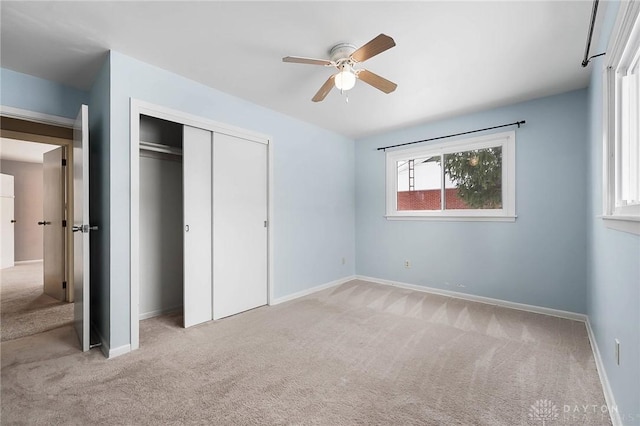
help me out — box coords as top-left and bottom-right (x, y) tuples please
(340, 88), (349, 103)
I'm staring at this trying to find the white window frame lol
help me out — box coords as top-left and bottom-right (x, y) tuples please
(385, 131), (516, 222)
(602, 1), (640, 235)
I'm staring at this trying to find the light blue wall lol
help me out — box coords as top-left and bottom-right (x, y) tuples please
(88, 55), (111, 344)
(108, 51), (355, 348)
(0, 68), (88, 118)
(355, 90), (589, 314)
(586, 1), (640, 420)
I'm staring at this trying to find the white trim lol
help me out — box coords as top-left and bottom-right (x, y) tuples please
(585, 318), (622, 426)
(606, 1), (640, 68)
(131, 99), (268, 144)
(603, 65), (616, 217)
(139, 306), (182, 321)
(355, 275), (587, 322)
(94, 328), (131, 359)
(270, 275), (356, 305)
(130, 98), (273, 352)
(601, 215), (640, 235)
(14, 259), (43, 265)
(106, 343), (131, 359)
(601, 1), (640, 232)
(0, 105), (75, 127)
(385, 215), (516, 222)
(268, 136), (275, 307)
(130, 100), (140, 351)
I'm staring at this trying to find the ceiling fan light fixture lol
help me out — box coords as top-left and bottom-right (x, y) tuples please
(334, 65), (356, 91)
(284, 34), (396, 102)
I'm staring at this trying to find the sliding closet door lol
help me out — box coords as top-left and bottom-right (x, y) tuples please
(183, 126), (212, 327)
(213, 133), (268, 320)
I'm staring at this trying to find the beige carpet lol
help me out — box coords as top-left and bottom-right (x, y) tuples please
(1, 279), (610, 425)
(1, 262), (74, 341)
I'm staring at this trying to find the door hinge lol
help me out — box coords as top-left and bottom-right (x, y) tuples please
(62, 158), (67, 166)
(62, 220), (67, 227)
(62, 281), (67, 289)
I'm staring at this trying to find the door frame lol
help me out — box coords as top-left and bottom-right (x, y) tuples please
(129, 99), (273, 351)
(0, 106), (75, 302)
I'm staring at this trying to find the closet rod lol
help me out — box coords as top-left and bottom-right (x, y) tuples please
(376, 120), (525, 151)
(139, 140), (183, 156)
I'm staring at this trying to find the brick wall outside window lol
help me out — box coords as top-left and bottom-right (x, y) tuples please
(397, 189), (470, 210)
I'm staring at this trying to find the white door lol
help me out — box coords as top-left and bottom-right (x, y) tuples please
(42, 147), (66, 301)
(73, 105), (91, 352)
(0, 174), (15, 269)
(213, 133), (268, 320)
(183, 126), (212, 328)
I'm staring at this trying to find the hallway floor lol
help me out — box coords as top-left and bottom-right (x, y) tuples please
(0, 261), (73, 341)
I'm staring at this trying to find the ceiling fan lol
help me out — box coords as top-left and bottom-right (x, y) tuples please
(283, 34), (398, 102)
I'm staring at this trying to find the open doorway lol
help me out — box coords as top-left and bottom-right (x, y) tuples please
(0, 117), (74, 341)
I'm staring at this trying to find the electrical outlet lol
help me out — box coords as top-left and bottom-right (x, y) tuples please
(404, 260), (411, 268)
(615, 339), (620, 365)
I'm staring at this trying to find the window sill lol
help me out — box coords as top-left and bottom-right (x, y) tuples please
(600, 215), (640, 235)
(385, 215), (517, 222)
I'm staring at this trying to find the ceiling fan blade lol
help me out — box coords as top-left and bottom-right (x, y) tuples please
(283, 56), (333, 66)
(351, 34), (396, 63)
(357, 70), (397, 94)
(312, 75), (336, 102)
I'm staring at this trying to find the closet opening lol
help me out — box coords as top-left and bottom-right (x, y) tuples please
(138, 115), (184, 326)
(131, 99), (272, 354)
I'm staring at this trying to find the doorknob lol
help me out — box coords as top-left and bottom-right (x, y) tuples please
(10, 219), (16, 223)
(73, 224), (99, 233)
(37, 221), (51, 225)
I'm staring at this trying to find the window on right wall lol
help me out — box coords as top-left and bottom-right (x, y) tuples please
(603, 1), (640, 235)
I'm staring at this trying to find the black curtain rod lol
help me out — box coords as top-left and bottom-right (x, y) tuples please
(582, 0), (606, 67)
(376, 120), (526, 151)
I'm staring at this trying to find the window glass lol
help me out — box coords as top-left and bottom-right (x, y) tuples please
(444, 147), (502, 210)
(618, 60), (640, 206)
(397, 156), (441, 210)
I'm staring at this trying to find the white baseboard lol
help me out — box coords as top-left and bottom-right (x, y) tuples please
(585, 318), (622, 426)
(15, 259), (43, 265)
(355, 275), (588, 322)
(95, 328), (131, 359)
(139, 305), (182, 321)
(270, 275), (356, 305)
(107, 343), (132, 359)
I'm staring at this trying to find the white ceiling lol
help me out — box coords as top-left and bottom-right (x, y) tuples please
(0, 138), (57, 163)
(0, 1), (594, 139)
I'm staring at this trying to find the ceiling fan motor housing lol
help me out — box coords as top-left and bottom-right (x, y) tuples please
(330, 43), (357, 64)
